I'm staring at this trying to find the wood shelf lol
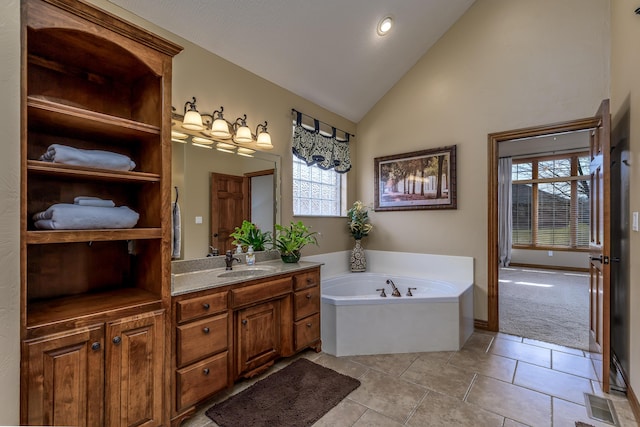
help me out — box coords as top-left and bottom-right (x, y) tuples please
(27, 160), (161, 183)
(27, 288), (162, 332)
(26, 228), (162, 244)
(27, 96), (161, 139)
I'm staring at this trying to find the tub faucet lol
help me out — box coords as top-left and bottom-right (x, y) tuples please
(386, 279), (401, 297)
(224, 250), (241, 270)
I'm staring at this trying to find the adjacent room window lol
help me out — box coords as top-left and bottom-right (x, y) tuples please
(511, 152), (590, 249)
(292, 155), (346, 216)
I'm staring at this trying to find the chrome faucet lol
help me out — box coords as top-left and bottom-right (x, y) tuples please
(386, 279), (401, 297)
(224, 250), (241, 270)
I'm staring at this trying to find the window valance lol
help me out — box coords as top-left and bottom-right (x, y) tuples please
(291, 110), (352, 173)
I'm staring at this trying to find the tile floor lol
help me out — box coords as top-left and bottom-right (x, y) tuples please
(182, 331), (638, 427)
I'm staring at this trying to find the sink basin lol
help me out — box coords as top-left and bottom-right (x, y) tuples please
(217, 266), (277, 278)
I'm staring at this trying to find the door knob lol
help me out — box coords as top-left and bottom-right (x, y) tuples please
(590, 255), (603, 263)
(213, 233), (219, 237)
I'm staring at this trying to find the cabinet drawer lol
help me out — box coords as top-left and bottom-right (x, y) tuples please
(294, 313), (320, 351)
(293, 270), (320, 291)
(176, 351), (228, 411)
(293, 286), (320, 321)
(176, 313), (228, 368)
(176, 292), (227, 323)
(231, 277), (292, 308)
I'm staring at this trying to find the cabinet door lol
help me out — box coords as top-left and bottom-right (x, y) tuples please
(105, 310), (165, 427)
(236, 301), (280, 377)
(23, 325), (104, 427)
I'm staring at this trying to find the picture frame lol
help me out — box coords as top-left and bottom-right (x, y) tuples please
(374, 145), (457, 211)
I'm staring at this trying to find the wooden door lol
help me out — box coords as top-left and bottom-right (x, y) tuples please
(236, 301), (281, 378)
(211, 173), (247, 253)
(589, 99), (611, 391)
(105, 310), (165, 427)
(23, 325), (104, 427)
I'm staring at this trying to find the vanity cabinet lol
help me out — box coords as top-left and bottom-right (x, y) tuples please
(174, 288), (230, 414)
(24, 310), (165, 427)
(20, 0), (182, 425)
(293, 271), (322, 352)
(171, 266), (321, 426)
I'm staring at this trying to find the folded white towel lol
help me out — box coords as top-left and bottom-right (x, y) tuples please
(74, 196), (116, 208)
(40, 144), (136, 171)
(33, 204), (139, 230)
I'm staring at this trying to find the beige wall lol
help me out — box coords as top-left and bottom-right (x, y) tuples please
(357, 0), (610, 321)
(0, 0), (21, 423)
(611, 0), (640, 403)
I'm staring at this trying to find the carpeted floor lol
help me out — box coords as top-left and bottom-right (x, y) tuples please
(499, 267), (590, 350)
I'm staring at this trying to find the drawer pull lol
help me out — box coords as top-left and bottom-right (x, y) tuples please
(203, 368), (210, 375)
(306, 293), (312, 299)
(203, 303), (210, 310)
(306, 323), (312, 328)
(203, 327), (210, 334)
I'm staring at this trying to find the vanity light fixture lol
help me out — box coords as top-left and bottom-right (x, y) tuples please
(181, 97), (205, 131)
(255, 121), (273, 149)
(209, 107), (232, 139)
(377, 16), (393, 36)
(176, 97), (273, 152)
(233, 114), (253, 144)
(237, 147), (256, 157)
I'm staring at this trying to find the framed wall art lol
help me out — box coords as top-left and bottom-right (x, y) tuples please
(374, 145), (457, 211)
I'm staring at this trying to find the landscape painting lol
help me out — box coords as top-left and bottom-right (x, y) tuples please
(374, 145), (457, 211)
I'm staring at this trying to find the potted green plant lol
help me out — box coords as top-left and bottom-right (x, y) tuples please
(274, 221), (318, 263)
(229, 220), (272, 252)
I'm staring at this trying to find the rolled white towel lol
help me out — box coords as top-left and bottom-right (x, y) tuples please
(40, 144), (136, 171)
(33, 204), (139, 230)
(74, 196), (116, 208)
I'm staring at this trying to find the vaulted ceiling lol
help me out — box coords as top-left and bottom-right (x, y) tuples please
(109, 0), (475, 122)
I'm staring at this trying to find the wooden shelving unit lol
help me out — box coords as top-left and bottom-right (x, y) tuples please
(20, 0), (182, 425)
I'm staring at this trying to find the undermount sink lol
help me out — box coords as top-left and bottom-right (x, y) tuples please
(217, 266), (277, 278)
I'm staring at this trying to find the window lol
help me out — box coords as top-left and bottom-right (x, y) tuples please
(292, 155), (346, 216)
(511, 152), (590, 250)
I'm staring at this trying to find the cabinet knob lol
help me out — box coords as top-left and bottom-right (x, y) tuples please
(112, 336), (121, 345)
(203, 327), (210, 334)
(203, 303), (210, 310)
(306, 293), (312, 299)
(306, 278), (313, 284)
(306, 323), (312, 328)
(91, 342), (101, 351)
(242, 319), (248, 326)
(203, 368), (210, 375)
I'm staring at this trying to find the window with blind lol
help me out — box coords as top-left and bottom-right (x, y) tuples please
(511, 153), (590, 250)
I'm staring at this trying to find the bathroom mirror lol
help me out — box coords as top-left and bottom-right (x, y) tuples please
(172, 123), (281, 260)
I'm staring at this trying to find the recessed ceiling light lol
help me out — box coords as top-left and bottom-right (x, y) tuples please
(377, 16), (393, 36)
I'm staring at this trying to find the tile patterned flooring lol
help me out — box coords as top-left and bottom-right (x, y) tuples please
(182, 331), (638, 427)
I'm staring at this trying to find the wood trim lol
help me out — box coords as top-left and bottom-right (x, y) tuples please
(244, 169), (275, 178)
(39, 0), (183, 56)
(507, 263), (588, 273)
(628, 384), (640, 424)
(474, 319), (489, 330)
(487, 117), (601, 332)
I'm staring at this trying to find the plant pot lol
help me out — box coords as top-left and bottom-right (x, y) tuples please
(350, 239), (366, 272)
(280, 251), (301, 263)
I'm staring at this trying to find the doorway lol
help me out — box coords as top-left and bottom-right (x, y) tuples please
(496, 130), (592, 349)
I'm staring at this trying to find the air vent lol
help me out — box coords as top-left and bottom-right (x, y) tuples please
(583, 393), (619, 426)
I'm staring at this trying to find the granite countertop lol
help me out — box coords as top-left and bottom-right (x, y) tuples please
(171, 259), (322, 296)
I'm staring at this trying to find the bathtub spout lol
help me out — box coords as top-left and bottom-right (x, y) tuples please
(386, 279), (401, 297)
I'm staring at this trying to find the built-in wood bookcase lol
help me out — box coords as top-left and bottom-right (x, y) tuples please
(20, 0), (182, 425)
